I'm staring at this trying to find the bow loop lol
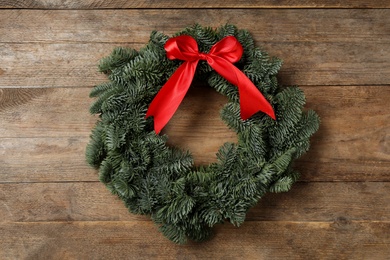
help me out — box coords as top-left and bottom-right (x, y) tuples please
(146, 35), (275, 133)
(209, 36), (243, 63)
(165, 35), (200, 61)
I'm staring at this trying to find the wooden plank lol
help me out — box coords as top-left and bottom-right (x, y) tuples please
(0, 43), (108, 88)
(0, 221), (389, 259)
(1, 9), (390, 86)
(1, 0), (389, 9)
(0, 88), (95, 138)
(0, 181), (138, 223)
(2, 10), (389, 44)
(1, 182), (389, 223)
(0, 137), (96, 182)
(1, 86), (389, 182)
(2, 42), (390, 87)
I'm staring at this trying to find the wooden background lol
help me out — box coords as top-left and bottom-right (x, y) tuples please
(1, 1), (390, 259)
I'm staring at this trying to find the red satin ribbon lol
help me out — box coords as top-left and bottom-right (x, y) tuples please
(146, 35), (276, 133)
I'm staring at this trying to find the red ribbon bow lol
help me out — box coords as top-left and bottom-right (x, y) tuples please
(146, 35), (276, 133)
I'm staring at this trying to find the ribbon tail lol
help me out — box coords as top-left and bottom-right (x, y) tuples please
(146, 61), (198, 133)
(209, 56), (276, 120)
(238, 74), (276, 120)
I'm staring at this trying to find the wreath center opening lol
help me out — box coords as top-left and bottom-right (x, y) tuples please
(162, 82), (237, 166)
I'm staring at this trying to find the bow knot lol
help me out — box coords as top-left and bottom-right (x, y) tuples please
(198, 53), (208, 60)
(146, 35), (276, 133)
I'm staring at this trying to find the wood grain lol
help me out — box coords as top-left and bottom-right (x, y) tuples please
(3, 10), (389, 44)
(0, 137), (95, 183)
(0, 88), (95, 138)
(0, 43), (108, 88)
(2, 42), (389, 87)
(1, 86), (389, 182)
(1, 221), (389, 259)
(1, 9), (389, 86)
(1, 0), (389, 9)
(1, 182), (389, 223)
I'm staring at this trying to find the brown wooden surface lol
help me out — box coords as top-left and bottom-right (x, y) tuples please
(1, 9), (390, 87)
(1, 0), (389, 9)
(1, 2), (389, 259)
(1, 221), (389, 259)
(1, 182), (389, 222)
(1, 86), (388, 182)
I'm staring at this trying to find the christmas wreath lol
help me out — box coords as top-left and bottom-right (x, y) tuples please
(86, 24), (320, 244)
